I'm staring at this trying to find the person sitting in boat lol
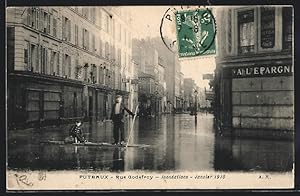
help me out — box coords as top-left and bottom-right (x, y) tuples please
(68, 120), (87, 143)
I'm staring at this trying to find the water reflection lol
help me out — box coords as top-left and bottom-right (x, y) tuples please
(8, 113), (293, 172)
(112, 148), (124, 172)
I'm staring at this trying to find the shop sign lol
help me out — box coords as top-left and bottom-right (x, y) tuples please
(232, 64), (293, 78)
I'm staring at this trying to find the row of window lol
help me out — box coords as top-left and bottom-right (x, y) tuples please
(23, 42), (125, 89)
(227, 7), (292, 55)
(26, 8), (132, 64)
(26, 8), (56, 36)
(69, 7), (132, 47)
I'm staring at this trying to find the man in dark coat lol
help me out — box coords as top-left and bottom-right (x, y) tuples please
(110, 95), (135, 145)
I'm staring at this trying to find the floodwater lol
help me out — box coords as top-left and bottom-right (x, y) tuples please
(7, 113), (293, 172)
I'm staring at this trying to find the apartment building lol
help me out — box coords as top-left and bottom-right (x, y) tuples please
(7, 6), (134, 128)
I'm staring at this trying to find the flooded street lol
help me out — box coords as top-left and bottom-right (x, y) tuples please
(7, 113), (293, 172)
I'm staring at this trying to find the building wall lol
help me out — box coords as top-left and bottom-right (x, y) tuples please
(6, 6), (134, 128)
(215, 6), (293, 135)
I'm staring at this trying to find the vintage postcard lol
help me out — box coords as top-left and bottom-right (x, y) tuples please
(6, 5), (294, 190)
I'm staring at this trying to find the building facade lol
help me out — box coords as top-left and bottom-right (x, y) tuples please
(214, 6), (293, 139)
(7, 6), (134, 128)
(132, 38), (166, 116)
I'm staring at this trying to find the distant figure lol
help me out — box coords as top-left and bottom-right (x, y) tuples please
(146, 106), (151, 117)
(65, 120), (86, 143)
(110, 95), (135, 145)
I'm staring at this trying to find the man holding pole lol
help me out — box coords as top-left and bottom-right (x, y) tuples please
(110, 95), (135, 146)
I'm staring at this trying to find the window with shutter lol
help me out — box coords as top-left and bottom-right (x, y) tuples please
(56, 52), (60, 76)
(31, 8), (36, 28)
(39, 10), (43, 32)
(67, 19), (71, 41)
(68, 55), (72, 78)
(24, 47), (28, 65)
(86, 30), (89, 50)
(62, 54), (65, 76)
(98, 66), (101, 84)
(47, 14), (51, 34)
(91, 8), (96, 23)
(24, 42), (31, 71)
(50, 50), (54, 74)
(27, 8), (31, 26)
(75, 24), (78, 45)
(98, 9), (102, 28)
(41, 47), (47, 74)
(75, 58), (79, 79)
(62, 17), (66, 40)
(43, 12), (48, 33)
(40, 47), (43, 73)
(53, 18), (57, 37)
(35, 45), (39, 72)
(46, 48), (49, 74)
(260, 7), (275, 49)
(238, 10), (255, 54)
(92, 34), (95, 52)
(36, 8), (39, 30)
(82, 28), (85, 49)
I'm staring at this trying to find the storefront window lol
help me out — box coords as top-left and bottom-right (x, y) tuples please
(282, 7), (292, 50)
(260, 7), (275, 49)
(238, 10), (255, 54)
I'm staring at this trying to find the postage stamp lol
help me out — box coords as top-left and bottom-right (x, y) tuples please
(175, 8), (216, 58)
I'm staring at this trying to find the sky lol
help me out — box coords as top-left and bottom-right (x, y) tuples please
(129, 6), (216, 89)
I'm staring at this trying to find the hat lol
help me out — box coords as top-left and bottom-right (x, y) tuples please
(116, 95), (122, 99)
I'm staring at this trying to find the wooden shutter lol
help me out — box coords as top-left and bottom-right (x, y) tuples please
(56, 52), (60, 75)
(62, 54), (65, 76)
(68, 56), (71, 78)
(45, 48), (48, 74)
(50, 50), (54, 74)
(53, 18), (57, 37)
(62, 17), (66, 40)
(27, 42), (31, 70)
(36, 8), (39, 30)
(39, 10), (43, 32)
(86, 30), (89, 50)
(35, 45), (40, 72)
(68, 19), (71, 41)
(47, 14), (51, 34)
(75, 24), (78, 45)
(41, 47), (44, 73)
(82, 28), (85, 48)
(27, 8), (31, 26)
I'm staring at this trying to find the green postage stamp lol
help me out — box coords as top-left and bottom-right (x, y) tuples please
(175, 8), (216, 58)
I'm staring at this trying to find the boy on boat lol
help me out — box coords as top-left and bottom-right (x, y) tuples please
(66, 120), (87, 143)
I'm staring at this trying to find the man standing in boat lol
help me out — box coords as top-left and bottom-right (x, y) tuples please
(110, 95), (135, 145)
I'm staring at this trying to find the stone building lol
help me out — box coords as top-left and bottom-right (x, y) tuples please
(132, 38), (165, 115)
(214, 6), (293, 139)
(6, 6), (134, 128)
